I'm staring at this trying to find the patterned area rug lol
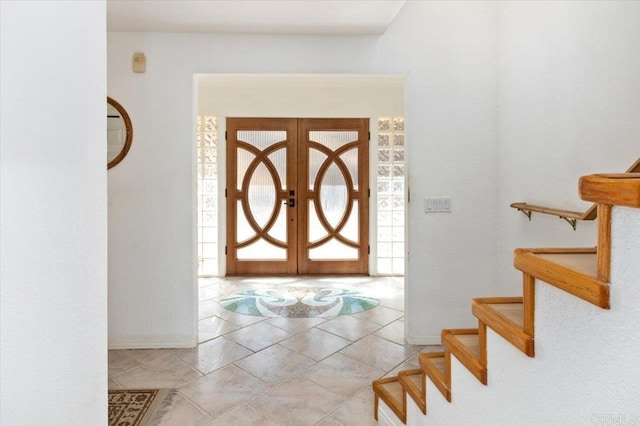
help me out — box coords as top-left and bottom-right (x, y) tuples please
(108, 389), (176, 426)
(220, 287), (379, 318)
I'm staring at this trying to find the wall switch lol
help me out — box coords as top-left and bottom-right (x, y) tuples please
(132, 52), (146, 73)
(424, 197), (452, 213)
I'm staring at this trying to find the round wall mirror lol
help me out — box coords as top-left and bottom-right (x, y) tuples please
(107, 97), (133, 169)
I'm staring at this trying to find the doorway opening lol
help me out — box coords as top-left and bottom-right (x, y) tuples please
(195, 74), (406, 278)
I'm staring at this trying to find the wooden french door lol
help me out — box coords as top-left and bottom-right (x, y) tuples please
(226, 118), (369, 275)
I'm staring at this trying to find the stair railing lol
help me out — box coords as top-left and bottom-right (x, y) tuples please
(510, 157), (639, 230)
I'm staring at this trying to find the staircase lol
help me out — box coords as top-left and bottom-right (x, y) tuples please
(373, 173), (640, 425)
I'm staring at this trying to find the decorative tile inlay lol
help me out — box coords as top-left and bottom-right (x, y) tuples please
(220, 287), (379, 318)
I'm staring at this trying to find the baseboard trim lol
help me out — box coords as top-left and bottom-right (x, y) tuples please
(108, 336), (197, 349)
(406, 335), (441, 345)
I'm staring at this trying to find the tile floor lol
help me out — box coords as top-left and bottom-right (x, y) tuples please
(108, 276), (442, 425)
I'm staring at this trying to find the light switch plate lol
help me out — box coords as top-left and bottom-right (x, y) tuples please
(424, 197), (452, 213)
(132, 52), (146, 73)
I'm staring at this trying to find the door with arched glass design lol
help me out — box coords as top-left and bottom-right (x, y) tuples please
(226, 118), (368, 275)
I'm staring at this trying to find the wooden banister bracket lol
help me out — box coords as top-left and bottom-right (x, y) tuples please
(514, 205), (532, 221)
(560, 216), (578, 231)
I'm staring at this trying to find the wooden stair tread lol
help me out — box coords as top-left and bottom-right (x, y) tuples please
(514, 248), (609, 308)
(372, 376), (406, 424)
(454, 334), (480, 358)
(419, 352), (450, 402)
(442, 329), (487, 385)
(472, 298), (534, 357)
(490, 303), (524, 327)
(399, 369), (425, 414)
(535, 252), (598, 277)
(427, 354), (446, 373)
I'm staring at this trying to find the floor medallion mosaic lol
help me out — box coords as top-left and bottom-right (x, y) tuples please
(220, 287), (379, 318)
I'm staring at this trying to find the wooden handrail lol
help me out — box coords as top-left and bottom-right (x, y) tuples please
(511, 157), (639, 229)
(579, 173), (640, 208)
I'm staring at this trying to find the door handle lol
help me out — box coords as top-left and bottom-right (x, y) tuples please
(286, 199), (295, 207)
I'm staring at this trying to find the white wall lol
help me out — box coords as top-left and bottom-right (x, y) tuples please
(198, 74), (405, 118)
(496, 1), (640, 294)
(107, 0), (499, 347)
(387, 2), (499, 343)
(0, 2), (107, 425)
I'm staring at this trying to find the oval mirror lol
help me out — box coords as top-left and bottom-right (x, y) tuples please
(107, 97), (133, 169)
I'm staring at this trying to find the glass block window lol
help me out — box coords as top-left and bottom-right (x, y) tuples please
(197, 116), (218, 276)
(377, 117), (405, 275)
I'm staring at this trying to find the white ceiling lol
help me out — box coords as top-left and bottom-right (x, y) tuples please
(107, 0), (406, 35)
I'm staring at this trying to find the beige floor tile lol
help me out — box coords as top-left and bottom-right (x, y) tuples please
(199, 299), (222, 320)
(207, 281), (241, 298)
(236, 276), (300, 287)
(108, 348), (179, 368)
(401, 345), (444, 368)
(198, 316), (240, 343)
(303, 353), (385, 397)
(266, 316), (328, 334)
(107, 379), (123, 390)
(373, 318), (404, 344)
(176, 336), (253, 374)
(207, 403), (279, 426)
(316, 316), (382, 342)
(280, 328), (351, 361)
(234, 344), (315, 386)
(378, 296), (404, 312)
(225, 322), (291, 352)
(156, 393), (212, 426)
(327, 387), (378, 426)
(384, 361), (417, 378)
(215, 308), (268, 327)
(249, 377), (346, 425)
(349, 305), (403, 326)
(143, 276), (411, 425)
(114, 355), (202, 388)
(108, 350), (141, 377)
(127, 348), (181, 364)
(373, 319), (422, 348)
(340, 334), (416, 372)
(310, 276), (374, 287)
(179, 365), (269, 418)
(315, 419), (340, 426)
(199, 285), (222, 301)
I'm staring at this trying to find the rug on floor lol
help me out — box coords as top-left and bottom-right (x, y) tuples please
(108, 389), (177, 426)
(220, 287), (379, 318)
